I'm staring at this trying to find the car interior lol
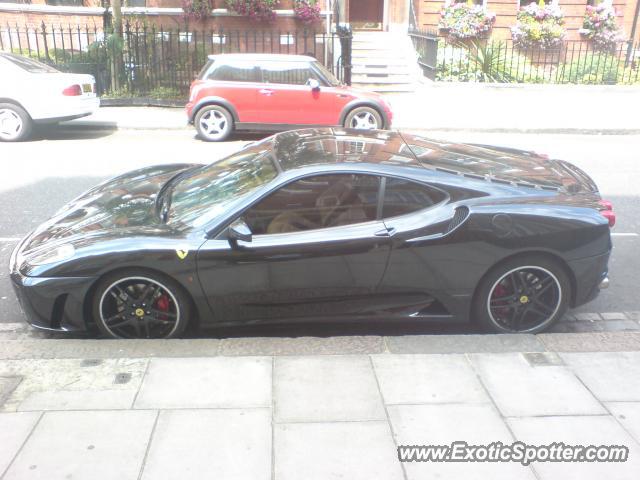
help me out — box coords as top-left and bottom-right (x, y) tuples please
(244, 174), (380, 235)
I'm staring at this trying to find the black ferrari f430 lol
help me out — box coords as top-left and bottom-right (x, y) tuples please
(10, 129), (614, 338)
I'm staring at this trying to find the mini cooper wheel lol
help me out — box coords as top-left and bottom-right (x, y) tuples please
(474, 257), (570, 334)
(0, 103), (32, 142)
(93, 271), (190, 339)
(195, 105), (233, 142)
(344, 107), (383, 130)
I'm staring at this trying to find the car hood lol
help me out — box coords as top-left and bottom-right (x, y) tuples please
(401, 133), (597, 194)
(23, 163), (199, 252)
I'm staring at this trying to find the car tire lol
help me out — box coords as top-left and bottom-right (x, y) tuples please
(92, 269), (191, 339)
(195, 105), (234, 142)
(0, 103), (33, 142)
(343, 106), (383, 130)
(473, 255), (571, 334)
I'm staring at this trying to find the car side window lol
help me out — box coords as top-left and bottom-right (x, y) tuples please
(244, 174), (381, 235)
(206, 60), (259, 82)
(260, 61), (320, 86)
(382, 177), (447, 218)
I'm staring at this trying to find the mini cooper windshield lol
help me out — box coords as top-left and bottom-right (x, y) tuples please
(167, 143), (279, 227)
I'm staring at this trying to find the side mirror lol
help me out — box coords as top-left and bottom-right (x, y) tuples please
(228, 218), (253, 245)
(307, 78), (321, 91)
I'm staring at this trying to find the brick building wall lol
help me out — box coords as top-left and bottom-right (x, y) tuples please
(0, 0), (329, 31)
(415, 0), (639, 42)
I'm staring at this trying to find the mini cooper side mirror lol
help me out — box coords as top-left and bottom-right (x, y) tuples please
(307, 78), (321, 91)
(228, 219), (253, 245)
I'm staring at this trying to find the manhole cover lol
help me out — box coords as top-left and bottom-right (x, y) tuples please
(114, 373), (131, 385)
(522, 352), (564, 367)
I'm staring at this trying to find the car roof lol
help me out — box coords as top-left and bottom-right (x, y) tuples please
(207, 53), (316, 62)
(272, 128), (423, 171)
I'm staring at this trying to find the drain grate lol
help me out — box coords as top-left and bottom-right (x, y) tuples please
(81, 359), (103, 367)
(114, 373), (131, 385)
(522, 352), (564, 367)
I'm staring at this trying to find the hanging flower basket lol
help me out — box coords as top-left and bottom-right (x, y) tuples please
(511, 0), (565, 50)
(438, 1), (496, 41)
(226, 0), (279, 22)
(579, 4), (625, 52)
(294, 0), (322, 24)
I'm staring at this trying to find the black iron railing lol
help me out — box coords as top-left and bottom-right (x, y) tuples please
(0, 22), (351, 96)
(435, 39), (640, 84)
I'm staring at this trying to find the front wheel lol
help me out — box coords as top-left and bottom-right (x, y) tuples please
(344, 107), (383, 130)
(195, 105), (233, 142)
(473, 256), (571, 334)
(0, 103), (33, 142)
(92, 270), (191, 339)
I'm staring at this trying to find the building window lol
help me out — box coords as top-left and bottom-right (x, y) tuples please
(126, 0), (147, 6)
(45, 0), (84, 5)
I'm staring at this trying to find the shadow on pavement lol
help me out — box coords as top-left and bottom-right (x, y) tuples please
(29, 123), (118, 141)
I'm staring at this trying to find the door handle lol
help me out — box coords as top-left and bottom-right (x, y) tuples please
(374, 227), (396, 237)
(259, 89), (274, 96)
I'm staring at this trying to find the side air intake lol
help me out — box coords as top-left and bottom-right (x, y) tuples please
(445, 206), (470, 234)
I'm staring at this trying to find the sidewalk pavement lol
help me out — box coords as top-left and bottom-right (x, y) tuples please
(68, 84), (640, 134)
(1, 324), (640, 479)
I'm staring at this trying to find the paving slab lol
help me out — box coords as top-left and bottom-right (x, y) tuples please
(371, 354), (489, 405)
(274, 355), (385, 422)
(3, 410), (157, 480)
(388, 403), (536, 480)
(0, 412), (40, 475)
(508, 415), (640, 480)
(0, 358), (147, 413)
(385, 334), (546, 354)
(134, 357), (271, 409)
(470, 353), (605, 417)
(141, 408), (271, 480)
(606, 402), (640, 445)
(18, 389), (136, 411)
(275, 421), (404, 480)
(560, 352), (640, 402)
(0, 376), (22, 407)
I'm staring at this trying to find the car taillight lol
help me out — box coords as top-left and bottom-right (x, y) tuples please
(599, 199), (615, 227)
(62, 85), (82, 96)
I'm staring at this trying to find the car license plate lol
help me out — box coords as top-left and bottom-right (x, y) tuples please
(82, 84), (93, 93)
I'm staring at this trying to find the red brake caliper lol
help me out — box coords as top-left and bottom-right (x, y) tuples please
(155, 295), (170, 316)
(492, 283), (509, 319)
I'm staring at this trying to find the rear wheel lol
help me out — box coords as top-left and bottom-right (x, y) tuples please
(0, 103), (32, 142)
(473, 256), (570, 334)
(195, 105), (233, 142)
(344, 107), (383, 130)
(92, 270), (190, 339)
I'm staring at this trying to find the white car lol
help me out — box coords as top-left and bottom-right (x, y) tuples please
(0, 52), (100, 142)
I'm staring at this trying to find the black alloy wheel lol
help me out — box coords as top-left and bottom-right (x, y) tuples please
(474, 257), (570, 333)
(93, 272), (190, 339)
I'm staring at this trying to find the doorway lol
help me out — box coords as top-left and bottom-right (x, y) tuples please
(348, 0), (385, 30)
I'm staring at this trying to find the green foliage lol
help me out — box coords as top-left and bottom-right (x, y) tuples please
(437, 40), (544, 83)
(556, 52), (639, 84)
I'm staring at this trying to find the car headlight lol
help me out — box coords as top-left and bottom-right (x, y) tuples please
(26, 244), (76, 266)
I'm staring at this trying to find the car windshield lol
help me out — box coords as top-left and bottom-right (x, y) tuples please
(1, 53), (60, 73)
(312, 60), (341, 86)
(168, 141), (279, 227)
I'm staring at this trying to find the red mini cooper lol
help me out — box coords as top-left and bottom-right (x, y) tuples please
(186, 53), (393, 141)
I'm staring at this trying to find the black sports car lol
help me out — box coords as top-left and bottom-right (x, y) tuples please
(10, 129), (614, 339)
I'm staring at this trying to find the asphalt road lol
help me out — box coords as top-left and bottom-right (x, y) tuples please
(0, 126), (638, 335)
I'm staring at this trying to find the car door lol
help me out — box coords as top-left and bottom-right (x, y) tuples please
(196, 173), (392, 323)
(375, 176), (478, 319)
(255, 59), (343, 126)
(201, 58), (262, 122)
